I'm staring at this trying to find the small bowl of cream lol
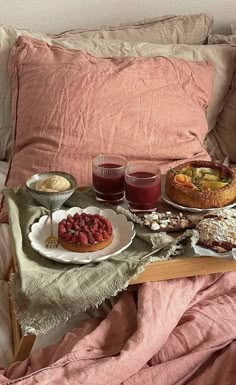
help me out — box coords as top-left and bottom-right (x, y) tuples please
(26, 171), (77, 210)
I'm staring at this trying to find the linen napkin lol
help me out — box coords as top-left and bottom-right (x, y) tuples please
(5, 187), (192, 334)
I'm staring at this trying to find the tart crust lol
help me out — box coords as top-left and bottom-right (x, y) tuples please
(165, 160), (236, 209)
(59, 235), (113, 252)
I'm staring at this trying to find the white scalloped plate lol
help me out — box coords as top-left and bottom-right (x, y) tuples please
(28, 207), (135, 264)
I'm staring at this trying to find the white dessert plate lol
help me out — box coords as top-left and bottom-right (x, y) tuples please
(29, 206), (135, 264)
(162, 191), (236, 213)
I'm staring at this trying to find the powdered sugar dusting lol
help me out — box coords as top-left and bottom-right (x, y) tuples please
(196, 208), (236, 251)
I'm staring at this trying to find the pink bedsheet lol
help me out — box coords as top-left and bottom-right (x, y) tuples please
(1, 272), (236, 384)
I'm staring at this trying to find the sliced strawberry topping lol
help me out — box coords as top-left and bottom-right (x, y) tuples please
(87, 232), (95, 244)
(78, 232), (88, 245)
(94, 233), (104, 242)
(58, 213), (112, 245)
(102, 230), (109, 240)
(74, 224), (81, 232)
(58, 224), (66, 236)
(64, 233), (73, 241)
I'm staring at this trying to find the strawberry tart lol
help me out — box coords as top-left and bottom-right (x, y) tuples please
(58, 212), (113, 252)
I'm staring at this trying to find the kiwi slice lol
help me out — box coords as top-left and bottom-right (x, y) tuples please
(201, 180), (228, 190)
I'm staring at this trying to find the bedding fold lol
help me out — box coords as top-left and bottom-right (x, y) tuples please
(0, 272), (236, 384)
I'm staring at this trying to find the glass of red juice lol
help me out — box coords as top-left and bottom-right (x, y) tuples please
(125, 162), (161, 211)
(92, 154), (127, 204)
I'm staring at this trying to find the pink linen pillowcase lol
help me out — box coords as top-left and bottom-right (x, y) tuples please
(1, 36), (214, 219)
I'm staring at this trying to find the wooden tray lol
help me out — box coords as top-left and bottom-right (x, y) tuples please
(130, 255), (236, 284)
(5, 209), (236, 362)
(128, 199), (236, 283)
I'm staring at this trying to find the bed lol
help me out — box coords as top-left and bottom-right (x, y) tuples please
(0, 5), (236, 384)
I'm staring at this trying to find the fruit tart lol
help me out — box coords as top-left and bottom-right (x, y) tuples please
(58, 212), (113, 252)
(165, 160), (236, 209)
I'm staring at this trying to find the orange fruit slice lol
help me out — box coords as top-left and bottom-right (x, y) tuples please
(174, 174), (191, 184)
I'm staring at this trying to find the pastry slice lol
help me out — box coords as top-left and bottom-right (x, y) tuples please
(196, 209), (236, 252)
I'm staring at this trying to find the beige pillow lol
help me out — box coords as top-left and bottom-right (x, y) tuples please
(206, 35), (236, 162)
(208, 34), (236, 44)
(231, 23), (236, 34)
(208, 70), (236, 162)
(0, 27), (233, 163)
(53, 14), (213, 45)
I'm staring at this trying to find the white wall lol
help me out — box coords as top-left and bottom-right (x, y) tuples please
(0, 0), (235, 34)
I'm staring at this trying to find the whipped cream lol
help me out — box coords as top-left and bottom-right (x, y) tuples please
(35, 175), (71, 192)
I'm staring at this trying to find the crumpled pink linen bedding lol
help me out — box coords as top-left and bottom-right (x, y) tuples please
(1, 272), (236, 384)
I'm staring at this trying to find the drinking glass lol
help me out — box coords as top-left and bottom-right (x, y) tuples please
(125, 161), (161, 211)
(92, 154), (127, 204)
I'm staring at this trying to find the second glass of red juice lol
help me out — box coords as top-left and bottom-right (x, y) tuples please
(92, 154), (127, 204)
(125, 161), (161, 211)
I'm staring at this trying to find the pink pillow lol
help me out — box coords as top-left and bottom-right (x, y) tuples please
(4, 37), (213, 205)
